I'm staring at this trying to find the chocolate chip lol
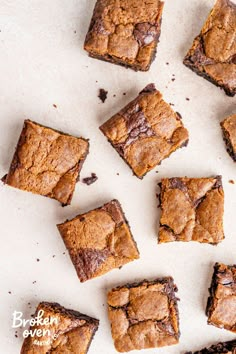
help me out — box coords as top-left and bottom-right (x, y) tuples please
(98, 88), (108, 103)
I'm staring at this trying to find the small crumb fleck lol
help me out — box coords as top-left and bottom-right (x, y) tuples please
(113, 94), (116, 97)
(169, 103), (175, 106)
(171, 78), (175, 82)
(82, 173), (98, 186)
(63, 252), (66, 255)
(74, 30), (76, 33)
(53, 104), (57, 108)
(166, 62), (169, 65)
(155, 171), (159, 174)
(15, 331), (18, 338)
(32, 281), (37, 284)
(229, 180), (235, 184)
(52, 255), (56, 258)
(96, 80), (98, 83)
(186, 97), (190, 101)
(116, 173), (120, 176)
(28, 302), (31, 305)
(36, 258), (40, 262)
(8, 291), (12, 295)
(123, 92), (126, 96)
(98, 88), (108, 103)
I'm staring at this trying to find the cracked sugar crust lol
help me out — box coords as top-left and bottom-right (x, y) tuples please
(107, 278), (180, 352)
(3, 120), (89, 206)
(57, 200), (139, 282)
(221, 113), (236, 161)
(206, 263), (236, 333)
(84, 0), (164, 71)
(100, 84), (189, 179)
(158, 176), (224, 244)
(183, 0), (236, 96)
(185, 339), (236, 354)
(21, 302), (99, 354)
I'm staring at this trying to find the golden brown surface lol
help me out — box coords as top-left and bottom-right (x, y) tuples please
(159, 176), (224, 244)
(100, 84), (189, 178)
(21, 302), (99, 354)
(183, 0), (236, 96)
(107, 278), (180, 352)
(3, 120), (89, 205)
(206, 263), (236, 333)
(57, 200), (139, 282)
(221, 113), (236, 161)
(84, 0), (164, 71)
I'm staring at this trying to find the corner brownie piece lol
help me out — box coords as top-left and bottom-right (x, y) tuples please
(221, 114), (236, 161)
(2, 120), (89, 206)
(57, 199), (139, 282)
(183, 0), (236, 97)
(84, 0), (164, 71)
(107, 277), (180, 352)
(21, 302), (99, 354)
(186, 339), (236, 354)
(206, 263), (236, 333)
(100, 84), (189, 178)
(158, 176), (224, 244)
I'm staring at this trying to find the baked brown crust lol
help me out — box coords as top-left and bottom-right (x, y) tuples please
(221, 113), (236, 161)
(84, 0), (164, 71)
(158, 176), (224, 244)
(206, 262), (236, 333)
(21, 302), (99, 354)
(100, 84), (189, 178)
(57, 199), (139, 282)
(186, 339), (236, 354)
(2, 120), (89, 206)
(183, 0), (236, 96)
(107, 278), (180, 352)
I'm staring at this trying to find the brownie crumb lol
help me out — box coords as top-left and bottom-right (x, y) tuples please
(53, 104), (57, 108)
(98, 88), (108, 103)
(8, 291), (12, 294)
(166, 62), (169, 65)
(15, 331), (18, 338)
(116, 173), (120, 176)
(52, 255), (56, 258)
(186, 97), (190, 101)
(74, 30), (76, 34)
(229, 180), (235, 184)
(82, 173), (98, 186)
(171, 78), (175, 82)
(123, 92), (126, 96)
(36, 258), (40, 262)
(63, 252), (66, 255)
(113, 94), (116, 97)
(32, 281), (37, 284)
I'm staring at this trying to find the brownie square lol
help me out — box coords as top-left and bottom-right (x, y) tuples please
(57, 199), (139, 282)
(183, 0), (236, 97)
(107, 278), (180, 352)
(186, 339), (236, 354)
(2, 120), (89, 206)
(100, 84), (189, 178)
(206, 263), (236, 333)
(21, 302), (99, 354)
(221, 114), (236, 161)
(84, 0), (164, 71)
(158, 176), (224, 244)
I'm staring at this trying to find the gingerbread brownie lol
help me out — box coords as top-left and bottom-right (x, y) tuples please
(107, 277), (180, 352)
(186, 339), (236, 354)
(84, 0), (164, 71)
(100, 84), (189, 178)
(2, 120), (89, 206)
(221, 113), (236, 161)
(21, 302), (99, 354)
(158, 176), (224, 244)
(206, 263), (236, 333)
(183, 0), (236, 97)
(57, 199), (139, 282)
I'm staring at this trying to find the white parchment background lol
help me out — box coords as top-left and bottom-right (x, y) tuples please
(0, 0), (235, 353)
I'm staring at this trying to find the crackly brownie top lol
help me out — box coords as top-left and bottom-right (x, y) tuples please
(84, 0), (164, 70)
(184, 0), (236, 95)
(100, 84), (189, 178)
(186, 339), (236, 354)
(21, 302), (99, 354)
(207, 263), (236, 332)
(57, 200), (139, 282)
(107, 278), (179, 352)
(221, 114), (236, 155)
(4, 120), (89, 205)
(159, 176), (224, 244)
